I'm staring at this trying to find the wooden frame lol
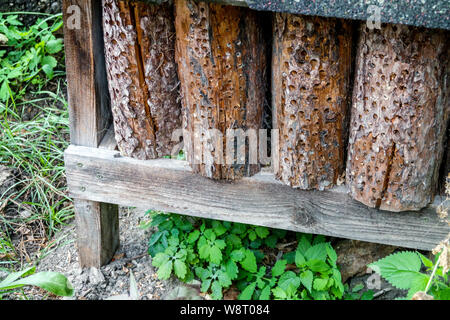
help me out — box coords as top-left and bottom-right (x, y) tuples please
(63, 0), (449, 267)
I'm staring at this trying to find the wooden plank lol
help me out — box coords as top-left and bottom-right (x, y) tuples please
(63, 0), (112, 147)
(64, 145), (449, 251)
(74, 200), (119, 268)
(63, 0), (120, 267)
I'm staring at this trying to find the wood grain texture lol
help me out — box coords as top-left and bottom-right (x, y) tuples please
(347, 23), (449, 212)
(63, 0), (112, 147)
(174, 0), (267, 180)
(102, 0), (158, 159)
(134, 2), (182, 157)
(65, 145), (449, 251)
(74, 199), (119, 268)
(63, 0), (120, 267)
(102, 0), (181, 159)
(272, 13), (353, 190)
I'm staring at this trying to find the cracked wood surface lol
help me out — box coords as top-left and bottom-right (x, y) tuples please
(272, 13), (353, 190)
(346, 23), (449, 212)
(65, 145), (449, 251)
(102, 0), (181, 159)
(174, 0), (267, 180)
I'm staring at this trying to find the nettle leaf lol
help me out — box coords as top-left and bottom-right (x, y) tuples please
(271, 260), (287, 277)
(152, 253), (169, 268)
(255, 227), (269, 239)
(295, 250), (306, 267)
(278, 272), (301, 291)
(369, 251), (424, 290)
(45, 39), (63, 54)
(305, 243), (328, 261)
(199, 244), (211, 260)
(239, 282), (256, 300)
(215, 239), (226, 250)
(230, 249), (245, 262)
(157, 260), (173, 280)
(313, 278), (329, 291)
(187, 230), (200, 244)
(232, 223), (247, 235)
(240, 250), (257, 273)
(201, 279), (212, 293)
(211, 280), (223, 300)
(300, 270), (313, 292)
(209, 245), (223, 265)
(212, 221), (227, 236)
(218, 271), (232, 288)
(226, 234), (242, 248)
(306, 259), (330, 273)
(297, 235), (311, 255)
(248, 230), (257, 241)
(272, 287), (287, 299)
(325, 243), (338, 263)
(418, 252), (433, 269)
(204, 229), (216, 241)
(259, 285), (271, 300)
(225, 260), (239, 280)
(174, 260), (187, 279)
(195, 267), (210, 281)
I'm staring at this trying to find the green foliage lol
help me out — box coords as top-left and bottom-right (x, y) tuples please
(0, 266), (73, 298)
(0, 12), (64, 103)
(343, 283), (374, 300)
(369, 251), (450, 300)
(146, 211), (345, 300)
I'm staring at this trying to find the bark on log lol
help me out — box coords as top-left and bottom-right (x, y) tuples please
(272, 13), (353, 190)
(346, 23), (449, 212)
(102, 0), (181, 159)
(174, 0), (267, 180)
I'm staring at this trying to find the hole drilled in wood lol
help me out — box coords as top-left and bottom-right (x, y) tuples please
(102, 0), (181, 160)
(346, 23), (449, 212)
(272, 13), (353, 190)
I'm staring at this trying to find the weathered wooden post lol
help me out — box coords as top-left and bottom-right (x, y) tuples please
(174, 0), (267, 180)
(102, 0), (181, 159)
(346, 24), (449, 211)
(272, 13), (353, 190)
(63, 0), (119, 267)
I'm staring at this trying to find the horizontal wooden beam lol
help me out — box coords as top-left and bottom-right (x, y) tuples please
(64, 145), (449, 251)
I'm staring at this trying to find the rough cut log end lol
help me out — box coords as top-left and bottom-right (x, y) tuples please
(346, 23), (449, 212)
(272, 13), (353, 190)
(175, 0), (267, 180)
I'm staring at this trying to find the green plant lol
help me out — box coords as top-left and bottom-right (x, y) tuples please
(369, 249), (450, 300)
(0, 266), (73, 299)
(145, 211), (345, 300)
(343, 283), (374, 300)
(0, 12), (64, 103)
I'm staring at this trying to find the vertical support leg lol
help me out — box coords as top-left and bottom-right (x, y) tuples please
(74, 200), (119, 268)
(63, 0), (119, 267)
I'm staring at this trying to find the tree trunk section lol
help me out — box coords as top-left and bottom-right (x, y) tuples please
(272, 13), (353, 190)
(174, 0), (267, 180)
(346, 23), (449, 212)
(102, 0), (181, 159)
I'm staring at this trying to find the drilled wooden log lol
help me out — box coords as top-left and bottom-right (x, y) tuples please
(102, 0), (180, 159)
(174, 0), (267, 180)
(346, 23), (449, 212)
(272, 13), (353, 190)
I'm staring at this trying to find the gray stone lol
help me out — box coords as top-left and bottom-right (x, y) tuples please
(89, 267), (105, 285)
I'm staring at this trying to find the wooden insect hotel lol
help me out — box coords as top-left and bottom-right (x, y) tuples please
(63, 0), (449, 267)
